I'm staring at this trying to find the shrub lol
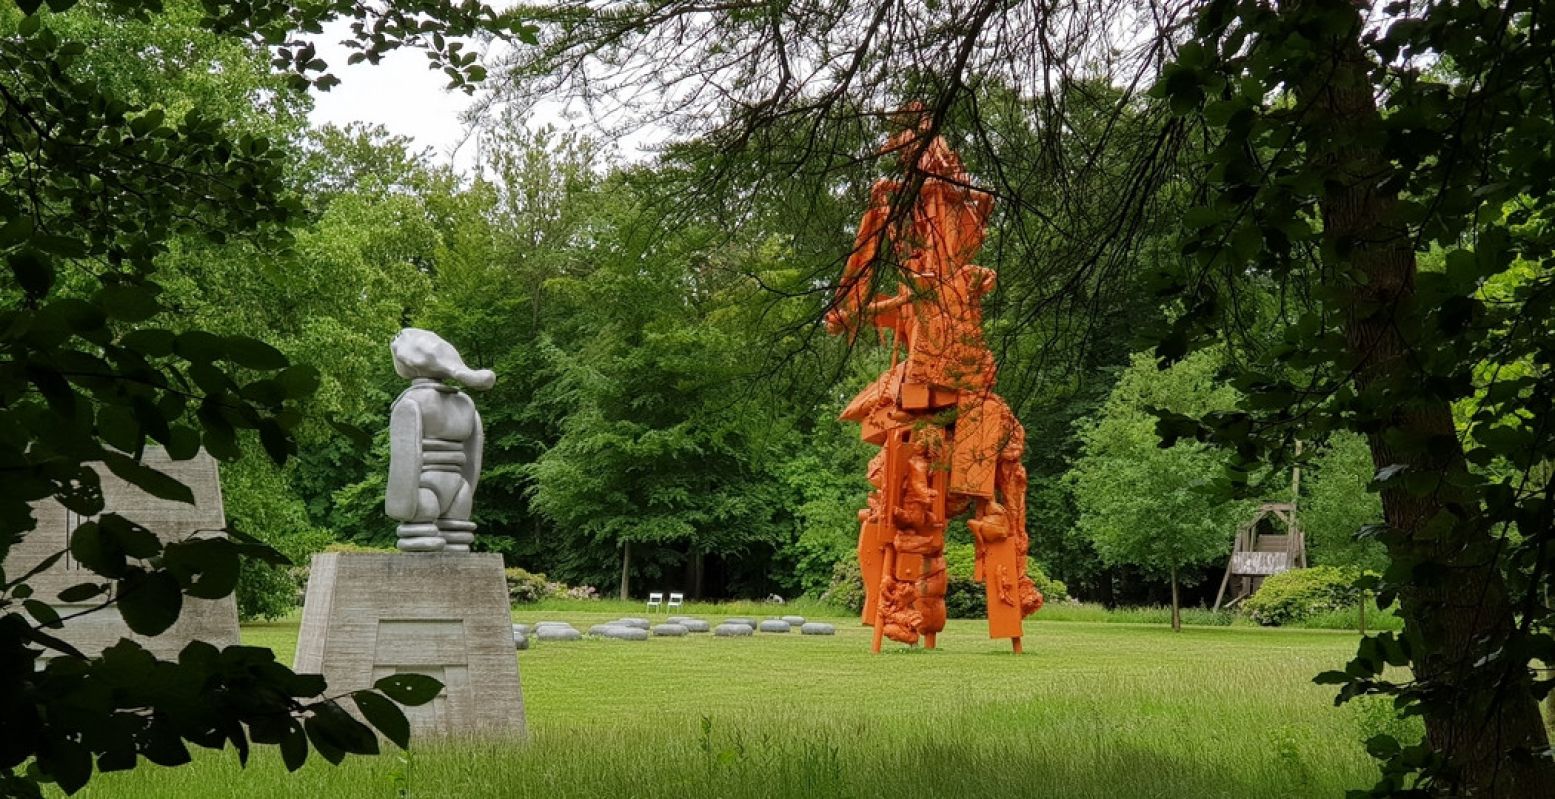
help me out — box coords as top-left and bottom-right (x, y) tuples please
(236, 560), (302, 621)
(506, 567), (554, 604)
(943, 576), (985, 619)
(943, 543), (1071, 606)
(819, 558), (865, 613)
(1242, 566), (1363, 626)
(558, 584), (600, 601)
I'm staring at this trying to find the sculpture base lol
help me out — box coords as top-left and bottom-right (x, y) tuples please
(8, 448), (239, 659)
(294, 552), (525, 738)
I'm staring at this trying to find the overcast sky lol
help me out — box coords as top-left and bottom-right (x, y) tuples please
(305, 22), (660, 173)
(306, 22), (496, 172)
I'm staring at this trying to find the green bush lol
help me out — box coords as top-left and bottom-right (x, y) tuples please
(943, 576), (985, 619)
(943, 543), (1071, 605)
(1242, 566), (1363, 626)
(506, 567), (555, 604)
(236, 560), (302, 621)
(819, 558), (865, 613)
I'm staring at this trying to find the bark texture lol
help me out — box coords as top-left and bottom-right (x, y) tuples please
(1296, 1), (1555, 794)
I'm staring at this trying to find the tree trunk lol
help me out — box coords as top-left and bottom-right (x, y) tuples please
(691, 549), (704, 599)
(618, 541), (631, 601)
(1296, 2), (1555, 793)
(1169, 565), (1181, 632)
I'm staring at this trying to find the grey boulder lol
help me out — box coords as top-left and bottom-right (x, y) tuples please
(800, 622), (836, 636)
(602, 626), (648, 641)
(780, 615), (806, 627)
(536, 626), (581, 641)
(615, 617), (651, 630)
(758, 619), (792, 633)
(651, 623), (688, 637)
(725, 617), (757, 628)
(513, 631), (530, 651)
(679, 619), (711, 633)
(714, 623), (754, 637)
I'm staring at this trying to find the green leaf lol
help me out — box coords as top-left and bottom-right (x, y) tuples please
(117, 569), (183, 636)
(279, 721), (308, 771)
(304, 714), (346, 765)
(101, 453), (194, 505)
(23, 599), (62, 629)
(175, 331), (225, 363)
(277, 365), (321, 399)
(259, 420), (292, 465)
(353, 691), (411, 749)
(120, 328), (176, 357)
(56, 582), (106, 603)
(96, 284), (162, 322)
(327, 415), (373, 450)
(373, 672), (443, 706)
(163, 537), (240, 599)
(223, 336), (288, 370)
(308, 701), (378, 756)
(9, 249), (54, 300)
(69, 522), (128, 578)
(0, 214), (34, 247)
(40, 737), (91, 794)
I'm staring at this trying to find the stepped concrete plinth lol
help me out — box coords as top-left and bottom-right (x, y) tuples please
(294, 552), (525, 738)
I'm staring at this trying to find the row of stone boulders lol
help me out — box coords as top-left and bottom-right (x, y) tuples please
(512, 616), (835, 648)
(510, 621), (583, 648)
(711, 616), (836, 637)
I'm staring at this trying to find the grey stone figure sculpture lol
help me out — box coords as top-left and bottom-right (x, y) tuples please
(386, 328), (495, 552)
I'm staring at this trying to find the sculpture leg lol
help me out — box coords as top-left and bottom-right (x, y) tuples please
(968, 499), (1023, 640)
(916, 555), (947, 648)
(858, 516), (885, 627)
(396, 486), (445, 552)
(438, 477), (477, 553)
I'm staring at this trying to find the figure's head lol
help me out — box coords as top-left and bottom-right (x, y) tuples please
(390, 328), (496, 390)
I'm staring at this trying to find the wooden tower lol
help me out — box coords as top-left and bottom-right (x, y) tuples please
(1212, 502), (1308, 610)
(1213, 451), (1309, 610)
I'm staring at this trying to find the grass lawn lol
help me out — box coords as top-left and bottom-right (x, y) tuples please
(66, 610), (1403, 799)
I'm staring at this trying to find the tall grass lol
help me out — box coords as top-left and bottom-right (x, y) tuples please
(71, 614), (1385, 798)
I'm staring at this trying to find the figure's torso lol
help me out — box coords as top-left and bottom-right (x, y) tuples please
(397, 385), (479, 443)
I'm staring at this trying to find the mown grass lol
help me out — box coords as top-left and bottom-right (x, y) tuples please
(66, 609), (1407, 799)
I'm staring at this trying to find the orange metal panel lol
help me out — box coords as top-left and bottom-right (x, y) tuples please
(982, 536), (1023, 639)
(950, 398), (1000, 498)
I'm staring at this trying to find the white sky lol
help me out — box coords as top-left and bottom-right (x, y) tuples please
(306, 22), (500, 173)
(305, 21), (661, 173)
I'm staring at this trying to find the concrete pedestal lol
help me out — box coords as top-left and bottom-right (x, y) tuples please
(294, 552), (525, 738)
(6, 448), (239, 659)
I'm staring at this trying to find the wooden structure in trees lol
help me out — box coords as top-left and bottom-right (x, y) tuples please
(826, 107), (1042, 653)
(1212, 501), (1308, 610)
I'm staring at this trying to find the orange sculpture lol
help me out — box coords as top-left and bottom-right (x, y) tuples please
(827, 108), (1043, 653)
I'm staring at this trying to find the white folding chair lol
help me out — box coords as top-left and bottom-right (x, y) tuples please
(647, 591), (664, 612)
(667, 592), (684, 611)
